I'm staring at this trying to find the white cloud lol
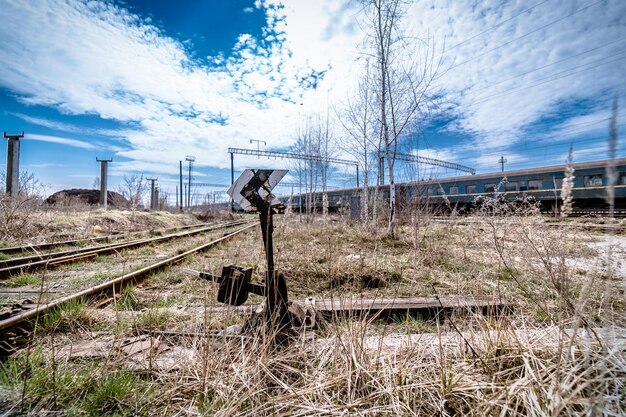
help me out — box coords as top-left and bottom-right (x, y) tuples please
(406, 0), (626, 150)
(10, 113), (123, 137)
(0, 0), (622, 180)
(26, 133), (97, 150)
(22, 162), (66, 169)
(0, 0), (352, 170)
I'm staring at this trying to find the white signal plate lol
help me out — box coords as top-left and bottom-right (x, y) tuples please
(227, 169), (288, 211)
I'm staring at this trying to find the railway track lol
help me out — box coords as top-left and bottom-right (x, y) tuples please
(0, 219), (252, 278)
(0, 221), (258, 356)
(430, 216), (625, 233)
(0, 221), (222, 256)
(569, 208), (626, 218)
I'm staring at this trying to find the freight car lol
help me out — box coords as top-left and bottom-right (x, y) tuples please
(279, 158), (626, 215)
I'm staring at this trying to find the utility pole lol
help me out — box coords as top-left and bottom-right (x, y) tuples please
(96, 158), (112, 209)
(147, 177), (157, 210)
(498, 155), (507, 172)
(249, 139), (266, 157)
(230, 151), (234, 212)
(185, 155), (195, 209)
(179, 161), (183, 212)
(3, 132), (24, 198)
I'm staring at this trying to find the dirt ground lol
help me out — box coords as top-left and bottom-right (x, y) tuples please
(1, 212), (624, 416)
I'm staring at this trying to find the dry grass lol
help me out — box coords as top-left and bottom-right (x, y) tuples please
(1, 209), (625, 416)
(0, 206), (212, 246)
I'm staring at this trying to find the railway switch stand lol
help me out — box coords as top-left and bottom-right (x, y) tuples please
(217, 265), (253, 306)
(205, 169), (293, 333)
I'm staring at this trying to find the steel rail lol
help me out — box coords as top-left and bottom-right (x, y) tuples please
(0, 219), (249, 268)
(0, 222), (213, 256)
(0, 222), (258, 355)
(0, 219), (251, 278)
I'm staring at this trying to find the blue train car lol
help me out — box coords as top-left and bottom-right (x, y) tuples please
(279, 158), (626, 215)
(413, 158), (626, 212)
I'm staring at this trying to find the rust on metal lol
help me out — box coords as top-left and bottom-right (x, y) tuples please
(0, 220), (251, 278)
(0, 222), (258, 357)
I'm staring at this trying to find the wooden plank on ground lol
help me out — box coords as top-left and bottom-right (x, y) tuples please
(169, 296), (506, 316)
(312, 296), (507, 316)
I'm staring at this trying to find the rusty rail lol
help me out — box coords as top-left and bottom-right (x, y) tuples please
(0, 221), (219, 256)
(0, 222), (258, 356)
(0, 219), (252, 278)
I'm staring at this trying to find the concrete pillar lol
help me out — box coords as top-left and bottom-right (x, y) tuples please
(4, 132), (24, 198)
(147, 178), (157, 210)
(96, 158), (112, 209)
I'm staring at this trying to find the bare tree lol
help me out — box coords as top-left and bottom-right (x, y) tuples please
(337, 64), (380, 226)
(291, 116), (334, 222)
(291, 122), (317, 221)
(318, 112), (335, 222)
(560, 145), (575, 217)
(0, 170), (47, 240)
(119, 173), (147, 210)
(361, 0), (441, 237)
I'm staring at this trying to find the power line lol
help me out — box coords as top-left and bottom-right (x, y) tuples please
(469, 114), (614, 149)
(426, 114), (614, 160)
(468, 52), (626, 106)
(447, 0), (604, 71)
(454, 136), (624, 163)
(466, 36), (626, 96)
(460, 136), (618, 160)
(446, 0), (552, 52)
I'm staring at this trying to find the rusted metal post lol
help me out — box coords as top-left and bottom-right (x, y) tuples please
(186, 155), (195, 209)
(179, 161), (183, 211)
(230, 152), (234, 212)
(3, 132), (23, 198)
(258, 201), (289, 328)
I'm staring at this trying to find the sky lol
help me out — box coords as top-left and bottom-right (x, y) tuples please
(0, 0), (624, 203)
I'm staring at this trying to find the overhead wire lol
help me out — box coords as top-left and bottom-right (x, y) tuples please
(467, 52), (626, 106)
(445, 0), (552, 52)
(454, 136), (625, 163)
(397, 1), (620, 177)
(466, 36), (626, 95)
(447, 0), (605, 71)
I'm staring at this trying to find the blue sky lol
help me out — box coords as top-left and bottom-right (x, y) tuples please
(0, 0), (624, 202)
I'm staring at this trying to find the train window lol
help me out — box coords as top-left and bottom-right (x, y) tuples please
(528, 180), (542, 190)
(484, 183), (496, 193)
(519, 181), (527, 191)
(466, 185), (477, 194)
(505, 182), (518, 191)
(584, 175), (603, 187)
(620, 173), (626, 185)
(551, 178), (563, 189)
(449, 186), (459, 195)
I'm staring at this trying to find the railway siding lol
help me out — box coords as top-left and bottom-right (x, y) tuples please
(0, 221), (258, 356)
